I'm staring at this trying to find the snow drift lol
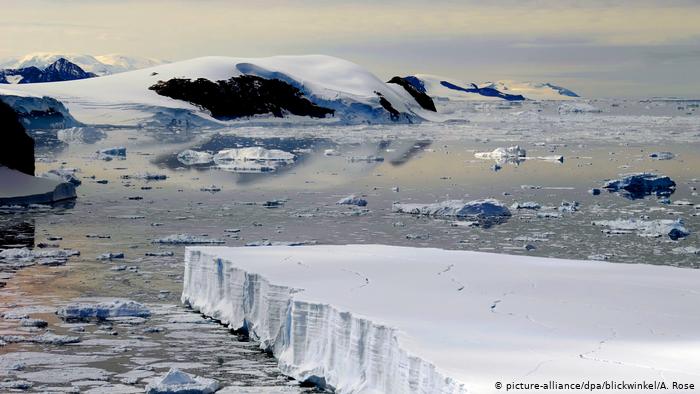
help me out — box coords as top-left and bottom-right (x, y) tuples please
(182, 245), (700, 394)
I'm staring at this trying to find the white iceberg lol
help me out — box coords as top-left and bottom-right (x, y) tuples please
(336, 195), (367, 207)
(213, 147), (295, 173)
(474, 145), (526, 164)
(152, 234), (225, 245)
(145, 368), (219, 394)
(182, 245), (700, 394)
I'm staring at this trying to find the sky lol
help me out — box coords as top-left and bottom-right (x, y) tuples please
(2, 0), (699, 98)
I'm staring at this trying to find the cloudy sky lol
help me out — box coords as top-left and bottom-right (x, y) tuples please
(3, 0), (699, 97)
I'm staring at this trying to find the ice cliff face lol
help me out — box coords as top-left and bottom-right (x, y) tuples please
(0, 92), (81, 129)
(182, 248), (466, 394)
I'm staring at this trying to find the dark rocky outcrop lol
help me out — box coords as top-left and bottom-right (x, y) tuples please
(387, 76), (436, 112)
(440, 81), (525, 101)
(0, 100), (34, 175)
(149, 75), (334, 120)
(0, 58), (96, 84)
(375, 92), (401, 121)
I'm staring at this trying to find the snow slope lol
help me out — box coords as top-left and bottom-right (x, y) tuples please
(0, 52), (166, 76)
(0, 56), (432, 126)
(480, 80), (579, 100)
(409, 74), (504, 101)
(182, 245), (700, 394)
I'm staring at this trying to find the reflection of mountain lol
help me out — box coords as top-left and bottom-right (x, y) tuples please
(0, 218), (35, 249)
(386, 140), (433, 166)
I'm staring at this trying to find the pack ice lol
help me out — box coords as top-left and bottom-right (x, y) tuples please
(182, 245), (700, 394)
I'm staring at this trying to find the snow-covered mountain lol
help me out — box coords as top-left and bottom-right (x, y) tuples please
(479, 80), (579, 100)
(403, 74), (578, 101)
(0, 58), (96, 84)
(0, 53), (166, 76)
(0, 55), (435, 126)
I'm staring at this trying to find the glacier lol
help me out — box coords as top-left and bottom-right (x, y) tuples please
(182, 245), (700, 394)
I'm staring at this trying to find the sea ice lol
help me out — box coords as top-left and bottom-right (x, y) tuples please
(213, 147), (295, 173)
(474, 145), (526, 165)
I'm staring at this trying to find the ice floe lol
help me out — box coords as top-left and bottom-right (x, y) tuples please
(592, 218), (690, 240)
(392, 199), (510, 221)
(213, 147), (295, 173)
(176, 149), (214, 165)
(56, 300), (151, 320)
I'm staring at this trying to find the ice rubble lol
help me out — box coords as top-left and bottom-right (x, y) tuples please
(56, 299), (150, 320)
(392, 199), (510, 219)
(592, 218), (690, 240)
(146, 368), (219, 394)
(603, 173), (676, 198)
(182, 245), (700, 394)
(152, 234), (225, 245)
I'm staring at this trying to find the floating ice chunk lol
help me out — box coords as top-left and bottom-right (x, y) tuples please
(177, 149), (214, 165)
(96, 252), (125, 260)
(535, 155), (564, 162)
(649, 152), (674, 160)
(0, 381), (32, 390)
(603, 173), (676, 199)
(510, 201), (541, 210)
(336, 194), (368, 207)
(558, 201), (579, 213)
(348, 155), (384, 163)
(323, 149), (341, 156)
(40, 168), (82, 186)
(152, 234), (225, 245)
(558, 102), (601, 114)
(136, 172), (167, 180)
(145, 368), (219, 394)
(474, 145), (526, 165)
(245, 240), (317, 247)
(392, 199), (511, 219)
(213, 147), (295, 173)
(56, 299), (150, 320)
(97, 146), (126, 160)
(0, 247), (80, 264)
(146, 251), (175, 257)
(592, 218), (690, 240)
(672, 246), (700, 255)
(1, 332), (80, 345)
(200, 185), (221, 193)
(20, 318), (48, 328)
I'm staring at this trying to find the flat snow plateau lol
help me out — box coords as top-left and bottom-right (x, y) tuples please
(182, 245), (700, 394)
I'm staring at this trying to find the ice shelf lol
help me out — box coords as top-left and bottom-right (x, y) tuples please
(182, 245), (700, 394)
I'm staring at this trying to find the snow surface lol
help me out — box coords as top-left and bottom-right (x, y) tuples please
(0, 55), (432, 126)
(182, 245), (700, 394)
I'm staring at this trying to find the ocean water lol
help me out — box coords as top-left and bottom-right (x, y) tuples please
(1, 111), (699, 391)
